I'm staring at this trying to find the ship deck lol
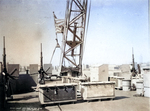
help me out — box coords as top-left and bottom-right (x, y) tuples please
(6, 80), (150, 111)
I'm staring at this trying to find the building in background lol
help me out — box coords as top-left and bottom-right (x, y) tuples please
(119, 64), (132, 79)
(83, 64), (134, 81)
(82, 64), (90, 81)
(90, 64), (122, 82)
(140, 63), (150, 75)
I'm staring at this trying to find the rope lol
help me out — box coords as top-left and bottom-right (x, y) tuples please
(83, 0), (91, 56)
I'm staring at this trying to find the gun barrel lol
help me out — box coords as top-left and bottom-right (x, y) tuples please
(3, 36), (6, 68)
(40, 43), (43, 68)
(132, 47), (135, 68)
(3, 36), (5, 48)
(3, 36), (6, 54)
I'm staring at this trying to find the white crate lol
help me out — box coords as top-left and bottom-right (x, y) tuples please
(122, 80), (131, 91)
(80, 81), (115, 100)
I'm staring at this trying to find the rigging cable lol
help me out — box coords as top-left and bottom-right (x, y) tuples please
(83, 0), (91, 56)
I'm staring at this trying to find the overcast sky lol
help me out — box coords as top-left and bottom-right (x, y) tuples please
(0, 0), (149, 66)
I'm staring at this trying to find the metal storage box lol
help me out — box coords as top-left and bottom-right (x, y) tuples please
(122, 79), (131, 91)
(38, 83), (78, 104)
(116, 77), (124, 89)
(90, 67), (99, 82)
(136, 81), (144, 95)
(29, 64), (38, 74)
(80, 81), (115, 100)
(90, 66), (109, 82)
(44, 64), (52, 75)
(29, 64), (38, 85)
(109, 76), (124, 89)
(7, 64), (19, 77)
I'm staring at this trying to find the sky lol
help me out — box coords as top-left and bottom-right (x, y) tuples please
(0, 0), (149, 67)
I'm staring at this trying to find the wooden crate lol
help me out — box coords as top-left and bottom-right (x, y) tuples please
(38, 83), (78, 104)
(80, 81), (115, 100)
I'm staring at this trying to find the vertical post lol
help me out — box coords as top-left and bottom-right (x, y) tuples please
(72, 23), (77, 56)
(3, 36), (6, 70)
(0, 62), (5, 110)
(79, 31), (83, 76)
(0, 36), (7, 109)
(41, 43), (43, 69)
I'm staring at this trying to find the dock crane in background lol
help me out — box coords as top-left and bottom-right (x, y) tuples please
(52, 0), (91, 77)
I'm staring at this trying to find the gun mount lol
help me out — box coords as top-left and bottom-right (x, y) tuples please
(38, 43), (49, 84)
(131, 48), (137, 77)
(0, 36), (17, 108)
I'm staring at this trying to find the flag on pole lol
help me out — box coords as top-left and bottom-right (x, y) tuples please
(53, 12), (65, 33)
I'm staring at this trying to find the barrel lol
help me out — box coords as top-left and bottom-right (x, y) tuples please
(122, 80), (131, 91)
(116, 77), (124, 89)
(136, 81), (144, 95)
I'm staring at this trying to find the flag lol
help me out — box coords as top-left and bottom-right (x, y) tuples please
(53, 12), (65, 33)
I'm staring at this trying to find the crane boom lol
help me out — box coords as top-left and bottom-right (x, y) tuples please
(53, 0), (90, 77)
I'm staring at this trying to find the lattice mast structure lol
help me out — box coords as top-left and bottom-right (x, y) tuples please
(53, 0), (89, 77)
